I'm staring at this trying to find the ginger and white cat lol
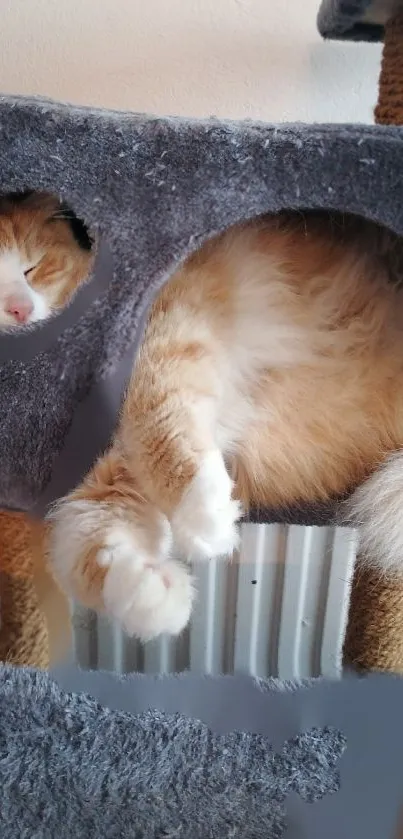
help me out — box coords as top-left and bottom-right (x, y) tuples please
(42, 211), (403, 641)
(2, 196), (403, 643)
(0, 191), (92, 328)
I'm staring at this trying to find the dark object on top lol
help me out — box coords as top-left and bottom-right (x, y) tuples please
(317, 0), (401, 41)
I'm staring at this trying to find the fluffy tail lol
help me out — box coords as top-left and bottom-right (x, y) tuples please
(347, 450), (403, 573)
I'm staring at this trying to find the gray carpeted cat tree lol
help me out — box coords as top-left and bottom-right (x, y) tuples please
(1, 0), (403, 836)
(0, 107), (400, 522)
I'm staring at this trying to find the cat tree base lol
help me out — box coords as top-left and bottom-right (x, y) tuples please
(0, 513), (49, 669)
(344, 565), (403, 672)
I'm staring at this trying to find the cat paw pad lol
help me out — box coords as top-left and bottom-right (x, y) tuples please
(100, 527), (194, 640)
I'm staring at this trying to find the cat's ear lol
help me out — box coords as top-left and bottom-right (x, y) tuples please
(4, 189), (36, 204)
(5, 190), (59, 213)
(43, 198), (94, 253)
(51, 201), (94, 252)
(7, 191), (70, 224)
(3, 190), (94, 253)
(49, 199), (76, 221)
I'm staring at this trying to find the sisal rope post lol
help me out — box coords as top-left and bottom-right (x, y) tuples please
(0, 511), (72, 669)
(375, 12), (403, 124)
(0, 512), (49, 669)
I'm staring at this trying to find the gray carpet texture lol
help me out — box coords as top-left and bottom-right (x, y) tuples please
(3, 665), (403, 838)
(0, 96), (402, 524)
(317, 0), (396, 40)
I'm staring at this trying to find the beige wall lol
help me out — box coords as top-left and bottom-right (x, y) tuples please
(1, 0), (381, 123)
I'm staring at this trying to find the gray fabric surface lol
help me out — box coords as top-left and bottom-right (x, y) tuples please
(317, 0), (398, 40)
(1, 96), (403, 524)
(1, 665), (340, 839)
(2, 665), (403, 838)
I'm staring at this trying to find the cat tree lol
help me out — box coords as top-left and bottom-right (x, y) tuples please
(1, 0), (403, 680)
(1, 2), (403, 837)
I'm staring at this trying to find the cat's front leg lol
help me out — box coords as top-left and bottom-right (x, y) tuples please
(170, 449), (243, 561)
(46, 451), (195, 641)
(121, 351), (242, 562)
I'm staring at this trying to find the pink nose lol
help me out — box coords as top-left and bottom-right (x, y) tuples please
(5, 296), (33, 324)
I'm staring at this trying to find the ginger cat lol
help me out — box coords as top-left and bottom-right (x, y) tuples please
(0, 190), (93, 328)
(43, 211), (403, 642)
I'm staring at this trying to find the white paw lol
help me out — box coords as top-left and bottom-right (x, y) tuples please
(171, 450), (242, 560)
(100, 527), (195, 641)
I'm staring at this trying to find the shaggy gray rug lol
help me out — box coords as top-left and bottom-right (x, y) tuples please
(1, 664), (403, 837)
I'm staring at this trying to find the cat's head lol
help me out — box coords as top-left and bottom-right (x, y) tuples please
(0, 191), (94, 330)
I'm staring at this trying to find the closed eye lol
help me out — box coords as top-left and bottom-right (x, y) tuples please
(24, 265), (38, 277)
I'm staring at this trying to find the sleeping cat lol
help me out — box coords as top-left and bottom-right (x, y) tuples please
(0, 191), (93, 328)
(36, 210), (403, 642)
(3, 198), (402, 642)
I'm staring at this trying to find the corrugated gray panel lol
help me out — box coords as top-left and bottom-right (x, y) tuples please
(72, 524), (357, 678)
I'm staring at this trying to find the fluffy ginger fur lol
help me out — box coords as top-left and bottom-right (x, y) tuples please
(47, 212), (403, 640)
